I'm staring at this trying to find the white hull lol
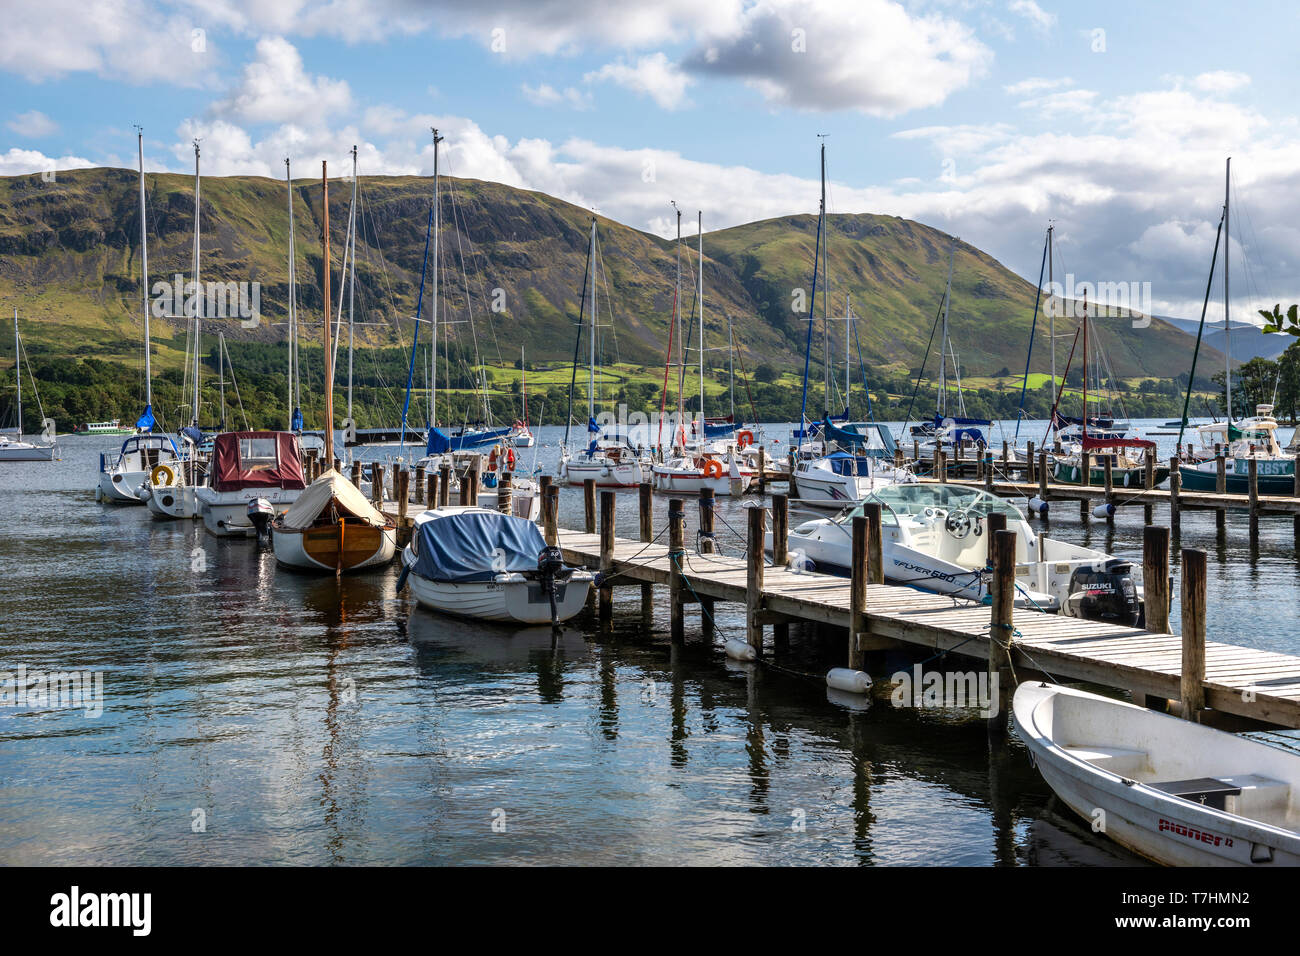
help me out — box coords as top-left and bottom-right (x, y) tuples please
(404, 553), (593, 624)
(197, 488), (302, 537)
(560, 459), (646, 487)
(147, 483), (200, 519)
(651, 467), (745, 496)
(791, 469), (913, 508)
(0, 443), (55, 461)
(271, 524), (397, 572)
(98, 469), (149, 504)
(1014, 683), (1300, 866)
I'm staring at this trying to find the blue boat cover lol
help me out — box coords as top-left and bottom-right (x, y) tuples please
(135, 403), (156, 432)
(818, 418), (897, 457)
(426, 424), (512, 454)
(412, 511), (548, 583)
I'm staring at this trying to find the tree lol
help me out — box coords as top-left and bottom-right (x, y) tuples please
(1260, 303), (1300, 335)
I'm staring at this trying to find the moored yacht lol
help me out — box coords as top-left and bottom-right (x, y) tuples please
(195, 431), (306, 536)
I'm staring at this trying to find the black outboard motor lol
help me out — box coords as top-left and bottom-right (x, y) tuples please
(1064, 559), (1140, 626)
(247, 497), (275, 544)
(537, 546), (568, 627)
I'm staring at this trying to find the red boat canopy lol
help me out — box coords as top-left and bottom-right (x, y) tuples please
(210, 431), (306, 492)
(1081, 436), (1156, 451)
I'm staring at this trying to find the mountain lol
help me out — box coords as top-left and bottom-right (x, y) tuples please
(1160, 316), (1292, 363)
(0, 166), (1222, 382)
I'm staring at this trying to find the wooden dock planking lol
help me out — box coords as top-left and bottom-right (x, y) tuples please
(557, 526), (1300, 729)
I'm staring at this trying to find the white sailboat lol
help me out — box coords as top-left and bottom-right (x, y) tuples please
(1015, 683), (1300, 866)
(0, 310), (58, 461)
(272, 159), (396, 572)
(97, 128), (181, 504)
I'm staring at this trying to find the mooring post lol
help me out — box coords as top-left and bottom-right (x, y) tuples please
(986, 511), (1007, 568)
(1026, 440), (1036, 484)
(1038, 450), (1049, 503)
(351, 459), (362, 489)
(459, 466), (472, 506)
(863, 501), (884, 584)
(698, 488), (716, 636)
(498, 471), (513, 515)
(1180, 547), (1208, 721)
(583, 478), (596, 535)
(668, 499), (686, 642)
(938, 450), (947, 484)
(391, 465), (401, 505)
(372, 463), (385, 507)
(746, 504), (766, 657)
(397, 469), (409, 522)
(1215, 449), (1227, 530)
(757, 445), (766, 495)
(1081, 450), (1092, 488)
(913, 439), (920, 465)
(931, 445), (939, 479)
(849, 515), (868, 671)
(989, 529), (1017, 734)
(543, 485), (559, 547)
(599, 490), (615, 625)
(414, 465), (426, 505)
(984, 452), (994, 492)
(427, 472), (439, 511)
(439, 464), (451, 507)
(638, 482), (653, 621)
(1169, 457), (1182, 540)
(1143, 454), (1155, 525)
(1143, 525), (1171, 634)
(1103, 455), (1114, 523)
(1248, 455), (1260, 543)
(771, 492), (790, 649)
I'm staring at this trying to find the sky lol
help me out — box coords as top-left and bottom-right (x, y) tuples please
(1, 0), (1298, 323)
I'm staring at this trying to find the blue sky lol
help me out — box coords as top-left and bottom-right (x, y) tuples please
(2, 0), (1298, 320)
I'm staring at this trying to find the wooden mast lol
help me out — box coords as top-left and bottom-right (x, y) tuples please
(322, 161), (334, 468)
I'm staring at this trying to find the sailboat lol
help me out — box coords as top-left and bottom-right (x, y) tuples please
(652, 209), (751, 496)
(509, 347), (535, 447)
(0, 311), (58, 461)
(97, 129), (183, 504)
(557, 217), (651, 487)
(1178, 158), (1295, 493)
(272, 160), (397, 573)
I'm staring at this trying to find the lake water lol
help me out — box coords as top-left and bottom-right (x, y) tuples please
(1, 419), (1297, 866)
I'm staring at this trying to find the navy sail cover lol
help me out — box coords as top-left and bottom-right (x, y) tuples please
(413, 511), (548, 582)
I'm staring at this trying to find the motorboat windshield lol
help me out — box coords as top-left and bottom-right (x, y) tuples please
(841, 482), (1025, 526)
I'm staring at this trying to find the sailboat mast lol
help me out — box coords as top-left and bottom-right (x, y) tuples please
(1082, 295), (1089, 440)
(845, 294), (851, 413)
(588, 218), (597, 425)
(1224, 156), (1232, 420)
(322, 162), (334, 467)
(13, 310), (20, 440)
(285, 157), (298, 429)
(520, 347), (528, 426)
(348, 144), (357, 424)
(697, 210), (704, 429)
(430, 129), (442, 429)
(1047, 224), (1055, 389)
(136, 128), (152, 416)
(191, 139), (201, 429)
(820, 142), (829, 419)
(939, 242), (954, 417)
(728, 314), (735, 424)
(674, 204), (683, 442)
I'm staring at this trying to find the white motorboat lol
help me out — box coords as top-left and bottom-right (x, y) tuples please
(1014, 683), (1300, 866)
(399, 507), (594, 625)
(772, 482), (1146, 620)
(272, 471), (396, 572)
(195, 431), (306, 536)
(791, 446), (915, 509)
(651, 451), (748, 496)
(97, 433), (182, 504)
(559, 440), (649, 488)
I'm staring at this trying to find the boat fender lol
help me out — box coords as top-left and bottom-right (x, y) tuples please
(94, 485), (103, 502)
(826, 668), (872, 695)
(150, 463), (175, 486)
(1091, 503), (1116, 518)
(724, 638), (757, 662)
(1027, 495), (1048, 516)
(395, 564), (411, 592)
(136, 483), (151, 501)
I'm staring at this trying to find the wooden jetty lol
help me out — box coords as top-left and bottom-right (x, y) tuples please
(545, 482), (1300, 732)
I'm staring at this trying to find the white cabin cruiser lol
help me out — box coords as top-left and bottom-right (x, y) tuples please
(97, 433), (182, 504)
(1015, 683), (1300, 866)
(558, 438), (649, 488)
(399, 507), (594, 625)
(651, 450), (749, 496)
(195, 431), (307, 537)
(771, 482), (1144, 621)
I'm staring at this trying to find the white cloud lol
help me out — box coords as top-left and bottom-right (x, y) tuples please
(520, 83), (592, 110)
(681, 0), (992, 115)
(1193, 70), (1251, 94)
(212, 36), (352, 125)
(1003, 76), (1072, 96)
(1007, 0), (1056, 33)
(0, 147), (95, 177)
(7, 111), (58, 138)
(584, 53), (693, 110)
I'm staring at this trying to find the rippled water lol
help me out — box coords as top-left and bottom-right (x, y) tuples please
(0, 420), (1296, 865)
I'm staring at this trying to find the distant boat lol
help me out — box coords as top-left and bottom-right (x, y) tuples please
(0, 310), (57, 461)
(1014, 682), (1300, 866)
(399, 507), (593, 625)
(74, 420), (136, 436)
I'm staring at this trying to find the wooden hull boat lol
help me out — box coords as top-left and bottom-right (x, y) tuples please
(271, 470), (397, 572)
(1014, 683), (1300, 866)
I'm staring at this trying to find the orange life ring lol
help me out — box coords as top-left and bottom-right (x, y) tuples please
(702, 458), (724, 479)
(736, 429), (754, 449)
(488, 447), (499, 471)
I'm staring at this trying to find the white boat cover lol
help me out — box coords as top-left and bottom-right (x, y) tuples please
(277, 470), (389, 530)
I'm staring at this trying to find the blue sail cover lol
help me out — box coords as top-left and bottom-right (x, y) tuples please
(426, 425), (512, 455)
(135, 404), (156, 432)
(412, 511), (548, 583)
(291, 407), (304, 432)
(818, 419), (897, 457)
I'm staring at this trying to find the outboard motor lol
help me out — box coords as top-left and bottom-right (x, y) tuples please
(537, 545), (568, 627)
(247, 498), (275, 544)
(1063, 559), (1140, 626)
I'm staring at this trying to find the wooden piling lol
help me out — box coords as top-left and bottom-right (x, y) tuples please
(1180, 547), (1208, 721)
(396, 469), (409, 522)
(427, 472), (439, 511)
(1081, 450), (1092, 488)
(467, 466), (479, 506)
(638, 482), (653, 620)
(984, 452), (994, 492)
(583, 478), (596, 535)
(459, 466), (473, 506)
(1143, 525), (1170, 634)
(757, 445), (766, 495)
(439, 464), (451, 507)
(372, 463), (385, 506)
(1037, 451), (1049, 503)
(542, 485), (559, 547)
(989, 529), (1017, 732)
(771, 492), (790, 648)
(746, 504), (766, 657)
(498, 471), (513, 515)
(599, 490), (615, 624)
(849, 515), (868, 671)
(938, 450), (947, 484)
(1144, 454), (1155, 525)
(414, 465), (425, 504)
(351, 460), (362, 489)
(1026, 441), (1035, 483)
(669, 499), (686, 643)
(1103, 455), (1114, 523)
(1215, 451), (1227, 530)
(986, 511), (1007, 567)
(1169, 457), (1182, 540)
(863, 501), (884, 584)
(1248, 456), (1259, 542)
(698, 488), (716, 636)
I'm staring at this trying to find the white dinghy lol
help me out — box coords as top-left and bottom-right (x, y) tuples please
(1014, 683), (1300, 866)
(399, 507), (593, 625)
